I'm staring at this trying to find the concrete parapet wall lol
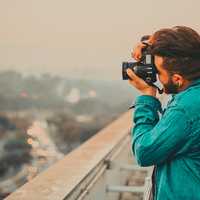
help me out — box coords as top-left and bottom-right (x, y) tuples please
(6, 111), (134, 200)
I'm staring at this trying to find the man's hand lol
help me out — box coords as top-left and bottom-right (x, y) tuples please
(132, 35), (153, 61)
(131, 43), (147, 61)
(126, 68), (157, 97)
(128, 38), (157, 97)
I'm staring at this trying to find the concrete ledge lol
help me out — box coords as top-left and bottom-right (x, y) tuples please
(6, 111), (132, 200)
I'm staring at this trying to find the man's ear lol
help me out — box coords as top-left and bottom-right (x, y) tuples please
(172, 74), (184, 87)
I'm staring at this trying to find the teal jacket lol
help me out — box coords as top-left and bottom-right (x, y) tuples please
(131, 79), (200, 200)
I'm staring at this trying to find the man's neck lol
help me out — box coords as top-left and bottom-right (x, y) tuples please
(178, 80), (191, 92)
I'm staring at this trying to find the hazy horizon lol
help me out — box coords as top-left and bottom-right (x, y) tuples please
(0, 0), (200, 79)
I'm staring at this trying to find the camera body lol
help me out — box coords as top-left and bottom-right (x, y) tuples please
(122, 45), (157, 84)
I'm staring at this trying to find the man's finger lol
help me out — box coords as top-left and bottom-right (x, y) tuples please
(126, 68), (149, 87)
(126, 69), (143, 83)
(131, 43), (146, 60)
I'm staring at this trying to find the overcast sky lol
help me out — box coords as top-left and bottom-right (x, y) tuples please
(0, 0), (199, 79)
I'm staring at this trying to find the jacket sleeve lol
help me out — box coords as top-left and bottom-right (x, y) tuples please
(131, 95), (191, 167)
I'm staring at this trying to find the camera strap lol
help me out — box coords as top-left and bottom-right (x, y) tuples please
(149, 83), (164, 94)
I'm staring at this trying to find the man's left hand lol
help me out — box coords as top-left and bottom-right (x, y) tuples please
(126, 68), (157, 97)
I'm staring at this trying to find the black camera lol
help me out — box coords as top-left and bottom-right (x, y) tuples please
(122, 45), (158, 84)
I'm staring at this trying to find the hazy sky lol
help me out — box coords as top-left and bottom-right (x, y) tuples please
(0, 0), (199, 79)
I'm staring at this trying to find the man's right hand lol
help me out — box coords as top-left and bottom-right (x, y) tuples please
(131, 43), (147, 61)
(131, 35), (153, 61)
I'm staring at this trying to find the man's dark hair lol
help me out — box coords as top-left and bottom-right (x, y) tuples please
(151, 26), (200, 81)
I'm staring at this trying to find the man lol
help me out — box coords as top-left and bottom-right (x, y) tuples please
(127, 26), (200, 199)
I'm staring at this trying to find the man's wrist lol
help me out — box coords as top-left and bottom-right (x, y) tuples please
(142, 88), (157, 97)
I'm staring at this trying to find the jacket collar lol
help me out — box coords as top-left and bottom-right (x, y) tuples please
(187, 78), (200, 88)
(170, 78), (200, 101)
